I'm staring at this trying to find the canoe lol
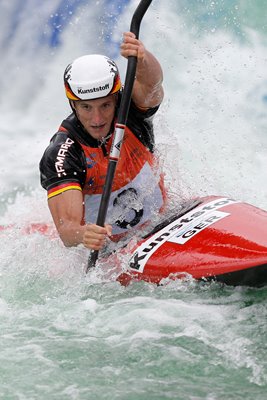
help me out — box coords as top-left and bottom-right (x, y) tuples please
(117, 196), (267, 287)
(2, 195), (267, 287)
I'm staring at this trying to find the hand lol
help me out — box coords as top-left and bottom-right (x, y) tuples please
(83, 224), (112, 250)
(120, 31), (145, 61)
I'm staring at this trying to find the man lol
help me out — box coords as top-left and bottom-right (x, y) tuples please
(40, 31), (165, 251)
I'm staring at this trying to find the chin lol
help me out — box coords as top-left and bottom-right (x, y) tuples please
(87, 127), (108, 139)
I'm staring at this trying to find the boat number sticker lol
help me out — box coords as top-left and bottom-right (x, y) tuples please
(167, 210), (228, 244)
(129, 197), (238, 273)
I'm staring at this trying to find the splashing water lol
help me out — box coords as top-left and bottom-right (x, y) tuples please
(0, 1), (267, 398)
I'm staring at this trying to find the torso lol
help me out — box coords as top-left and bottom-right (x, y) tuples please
(80, 126), (165, 235)
(40, 101), (166, 238)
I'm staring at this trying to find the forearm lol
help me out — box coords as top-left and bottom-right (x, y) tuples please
(48, 196), (111, 250)
(48, 191), (86, 247)
(56, 218), (112, 251)
(57, 220), (86, 247)
(120, 32), (164, 108)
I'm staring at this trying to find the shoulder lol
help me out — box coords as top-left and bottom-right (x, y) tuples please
(39, 125), (86, 190)
(41, 130), (81, 167)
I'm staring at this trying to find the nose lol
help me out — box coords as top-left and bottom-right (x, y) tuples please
(91, 108), (103, 125)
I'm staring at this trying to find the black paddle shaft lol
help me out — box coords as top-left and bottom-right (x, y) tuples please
(86, 0), (153, 272)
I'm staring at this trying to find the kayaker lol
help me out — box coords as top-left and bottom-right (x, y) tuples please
(39, 31), (166, 250)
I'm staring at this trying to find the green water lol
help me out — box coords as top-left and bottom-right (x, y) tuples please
(1, 0), (267, 398)
(0, 250), (266, 399)
(176, 0), (267, 39)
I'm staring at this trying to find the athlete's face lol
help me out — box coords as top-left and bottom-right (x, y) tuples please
(73, 94), (117, 140)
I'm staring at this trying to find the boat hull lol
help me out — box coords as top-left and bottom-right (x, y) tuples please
(118, 196), (267, 287)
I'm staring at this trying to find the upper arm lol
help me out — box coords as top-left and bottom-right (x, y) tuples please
(48, 189), (84, 232)
(131, 80), (164, 110)
(131, 50), (164, 109)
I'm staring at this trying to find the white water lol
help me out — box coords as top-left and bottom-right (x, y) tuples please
(1, 1), (267, 212)
(0, 1), (267, 398)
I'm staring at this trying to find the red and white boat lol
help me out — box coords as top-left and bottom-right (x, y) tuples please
(117, 196), (267, 287)
(2, 196), (267, 287)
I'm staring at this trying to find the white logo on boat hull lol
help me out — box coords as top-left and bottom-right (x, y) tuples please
(129, 197), (239, 273)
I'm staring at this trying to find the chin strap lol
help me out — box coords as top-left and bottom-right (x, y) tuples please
(97, 119), (116, 156)
(98, 133), (112, 157)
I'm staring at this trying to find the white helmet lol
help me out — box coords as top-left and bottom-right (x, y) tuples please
(64, 54), (122, 101)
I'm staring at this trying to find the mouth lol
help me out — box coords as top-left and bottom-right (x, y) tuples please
(91, 124), (106, 131)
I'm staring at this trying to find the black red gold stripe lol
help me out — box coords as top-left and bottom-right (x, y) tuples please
(47, 182), (81, 199)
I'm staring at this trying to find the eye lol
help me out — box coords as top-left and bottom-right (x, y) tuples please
(80, 103), (91, 110)
(102, 102), (112, 109)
